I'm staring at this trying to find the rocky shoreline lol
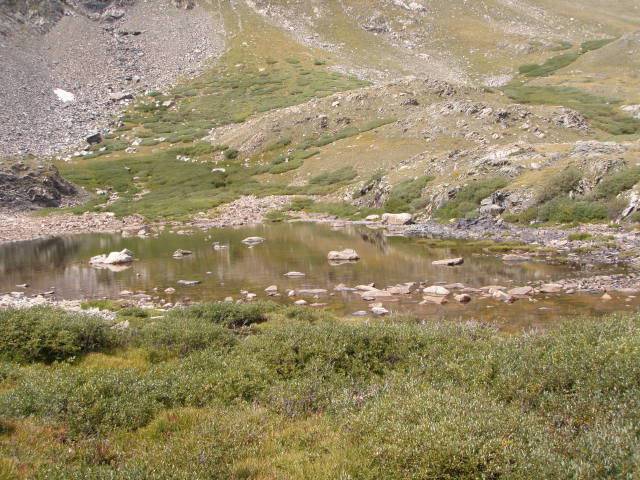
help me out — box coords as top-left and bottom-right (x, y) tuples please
(0, 211), (146, 244)
(2, 197), (640, 313)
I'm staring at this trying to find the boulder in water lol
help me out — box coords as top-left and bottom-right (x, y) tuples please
(432, 257), (464, 266)
(90, 249), (134, 265)
(381, 213), (413, 225)
(327, 249), (360, 262)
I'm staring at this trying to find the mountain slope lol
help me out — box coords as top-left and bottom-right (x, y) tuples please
(3, 0), (640, 223)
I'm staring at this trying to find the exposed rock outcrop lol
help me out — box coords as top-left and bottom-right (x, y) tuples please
(0, 161), (77, 210)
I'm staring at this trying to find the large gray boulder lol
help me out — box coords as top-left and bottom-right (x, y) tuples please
(381, 213), (413, 225)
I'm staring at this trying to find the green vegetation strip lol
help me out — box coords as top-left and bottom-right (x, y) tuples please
(507, 166), (640, 225)
(0, 305), (639, 478)
(436, 177), (508, 220)
(517, 38), (615, 78)
(503, 85), (640, 135)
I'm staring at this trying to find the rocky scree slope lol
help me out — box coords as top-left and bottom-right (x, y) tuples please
(0, 0), (224, 157)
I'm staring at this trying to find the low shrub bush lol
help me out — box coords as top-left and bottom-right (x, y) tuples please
(384, 175), (433, 213)
(436, 177), (508, 220)
(0, 308), (120, 364)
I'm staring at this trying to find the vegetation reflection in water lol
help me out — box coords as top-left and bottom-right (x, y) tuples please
(0, 223), (635, 330)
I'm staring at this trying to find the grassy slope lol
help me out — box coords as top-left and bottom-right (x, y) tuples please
(0, 305), (639, 478)
(503, 34), (640, 137)
(532, 32), (640, 104)
(58, 3), (368, 220)
(53, 1), (640, 225)
(244, 0), (640, 82)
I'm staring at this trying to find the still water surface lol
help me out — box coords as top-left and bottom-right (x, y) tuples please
(1, 223), (637, 330)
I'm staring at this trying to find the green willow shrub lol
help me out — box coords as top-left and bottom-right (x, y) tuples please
(0, 308), (119, 364)
(309, 167), (357, 186)
(537, 198), (608, 223)
(1, 308), (639, 476)
(436, 177), (508, 219)
(138, 317), (237, 361)
(592, 167), (640, 200)
(384, 175), (433, 213)
(166, 302), (276, 328)
(537, 167), (582, 204)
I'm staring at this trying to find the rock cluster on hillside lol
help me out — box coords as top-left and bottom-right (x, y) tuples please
(0, 161), (77, 211)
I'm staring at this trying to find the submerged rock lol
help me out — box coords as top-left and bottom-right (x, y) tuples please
(172, 249), (193, 258)
(540, 283), (563, 294)
(508, 286), (534, 296)
(242, 236), (265, 245)
(503, 254), (531, 262)
(432, 257), (464, 266)
(455, 293), (472, 304)
(385, 284), (417, 295)
(361, 289), (393, 300)
(177, 280), (201, 286)
(284, 271), (306, 277)
(297, 288), (329, 296)
(334, 283), (357, 292)
(422, 295), (449, 305)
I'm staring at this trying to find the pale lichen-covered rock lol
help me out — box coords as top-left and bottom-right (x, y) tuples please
(327, 249), (360, 261)
(381, 213), (413, 225)
(432, 257), (464, 266)
(89, 249), (134, 265)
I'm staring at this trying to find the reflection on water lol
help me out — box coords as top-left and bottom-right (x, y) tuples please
(0, 223), (636, 330)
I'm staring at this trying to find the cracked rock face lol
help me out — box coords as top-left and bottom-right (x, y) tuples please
(0, 161), (77, 211)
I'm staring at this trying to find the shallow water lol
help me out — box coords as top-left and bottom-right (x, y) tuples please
(1, 222), (637, 330)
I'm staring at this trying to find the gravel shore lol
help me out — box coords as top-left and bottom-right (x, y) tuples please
(0, 212), (146, 244)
